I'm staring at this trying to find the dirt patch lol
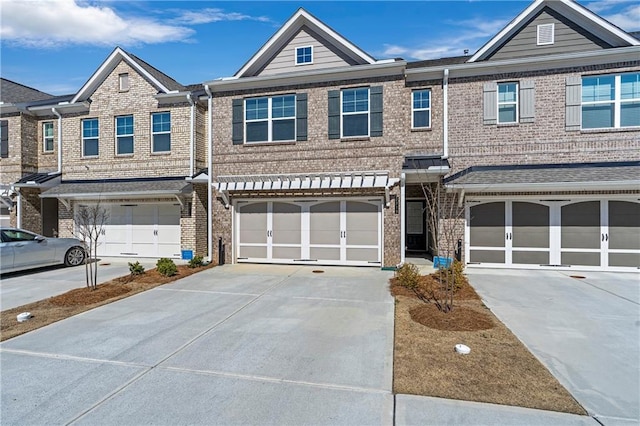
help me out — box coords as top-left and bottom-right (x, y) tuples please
(1, 263), (215, 342)
(392, 270), (586, 415)
(390, 273), (480, 302)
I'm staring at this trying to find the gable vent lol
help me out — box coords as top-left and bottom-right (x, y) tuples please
(537, 23), (555, 46)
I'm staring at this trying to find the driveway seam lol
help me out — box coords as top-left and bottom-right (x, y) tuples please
(0, 348), (151, 368)
(291, 295), (394, 304)
(153, 287), (261, 297)
(64, 266), (302, 425)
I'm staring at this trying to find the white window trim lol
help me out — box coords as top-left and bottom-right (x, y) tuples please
(43, 122), (54, 152)
(581, 73), (640, 130)
(341, 88), (370, 138)
(81, 118), (99, 158)
(151, 112), (171, 153)
(497, 82), (519, 124)
(295, 45), (313, 65)
(411, 89), (431, 129)
(115, 115), (134, 156)
(245, 95), (297, 143)
(537, 23), (555, 46)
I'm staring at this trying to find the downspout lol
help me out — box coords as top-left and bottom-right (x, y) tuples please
(186, 94), (195, 177)
(16, 190), (22, 228)
(204, 84), (213, 263)
(51, 107), (62, 174)
(400, 173), (406, 265)
(442, 69), (449, 159)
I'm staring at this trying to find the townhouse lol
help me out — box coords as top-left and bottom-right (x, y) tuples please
(1, 0), (638, 271)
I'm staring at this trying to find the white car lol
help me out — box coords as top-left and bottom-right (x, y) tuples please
(0, 228), (86, 274)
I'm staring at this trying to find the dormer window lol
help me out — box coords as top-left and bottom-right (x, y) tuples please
(537, 23), (554, 45)
(295, 46), (313, 65)
(119, 73), (130, 92)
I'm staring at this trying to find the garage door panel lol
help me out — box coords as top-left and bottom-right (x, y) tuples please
(470, 250), (505, 263)
(561, 252), (600, 267)
(346, 201), (378, 246)
(239, 203), (267, 244)
(470, 203), (505, 247)
(310, 202), (340, 245)
(561, 202), (600, 249)
(609, 201), (640, 250)
(512, 251), (549, 265)
(272, 246), (302, 260)
(346, 248), (378, 262)
(239, 246), (268, 259)
(272, 202), (301, 245)
(310, 247), (340, 262)
(608, 253), (640, 268)
(512, 202), (549, 248)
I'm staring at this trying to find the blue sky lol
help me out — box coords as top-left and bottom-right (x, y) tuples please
(1, 0), (638, 95)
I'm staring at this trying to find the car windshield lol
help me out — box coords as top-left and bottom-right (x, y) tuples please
(2, 230), (38, 242)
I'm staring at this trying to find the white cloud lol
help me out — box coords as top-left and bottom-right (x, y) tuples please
(583, 0), (633, 14)
(170, 8), (273, 25)
(0, 0), (194, 48)
(601, 4), (640, 31)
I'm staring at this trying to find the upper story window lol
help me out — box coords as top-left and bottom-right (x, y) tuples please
(245, 95), (296, 143)
(295, 46), (313, 65)
(497, 82), (518, 124)
(0, 120), (7, 158)
(115, 115), (134, 155)
(582, 73), (640, 129)
(152, 112), (171, 152)
(119, 73), (129, 92)
(43, 122), (54, 152)
(342, 88), (369, 137)
(412, 89), (431, 129)
(82, 118), (99, 157)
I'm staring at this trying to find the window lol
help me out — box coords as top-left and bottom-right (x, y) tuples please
(116, 115), (134, 155)
(1, 120), (8, 158)
(342, 88), (369, 137)
(245, 95), (295, 143)
(537, 23), (554, 45)
(152, 112), (171, 152)
(82, 119), (99, 157)
(412, 90), (431, 129)
(582, 73), (640, 129)
(43, 122), (54, 152)
(497, 82), (518, 124)
(119, 73), (129, 91)
(296, 46), (313, 65)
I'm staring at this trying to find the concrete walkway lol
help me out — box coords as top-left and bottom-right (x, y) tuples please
(467, 268), (640, 426)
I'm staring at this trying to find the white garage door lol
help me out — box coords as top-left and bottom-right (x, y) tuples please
(95, 203), (181, 258)
(467, 199), (639, 270)
(236, 198), (382, 266)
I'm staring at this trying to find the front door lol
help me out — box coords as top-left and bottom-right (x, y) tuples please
(406, 200), (427, 251)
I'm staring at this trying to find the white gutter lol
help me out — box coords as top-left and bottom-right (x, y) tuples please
(50, 108), (62, 175)
(400, 173), (406, 265)
(442, 69), (449, 159)
(444, 180), (640, 192)
(204, 84), (213, 263)
(186, 94), (195, 177)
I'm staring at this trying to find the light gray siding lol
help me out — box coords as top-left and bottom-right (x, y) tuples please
(488, 7), (610, 61)
(258, 26), (357, 76)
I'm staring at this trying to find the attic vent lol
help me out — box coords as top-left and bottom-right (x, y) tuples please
(537, 23), (555, 45)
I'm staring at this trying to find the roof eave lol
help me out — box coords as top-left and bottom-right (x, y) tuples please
(27, 101), (90, 116)
(444, 180), (640, 192)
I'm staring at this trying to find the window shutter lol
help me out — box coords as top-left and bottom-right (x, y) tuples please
(370, 86), (383, 137)
(232, 99), (244, 145)
(565, 76), (582, 131)
(483, 82), (497, 125)
(0, 120), (8, 158)
(296, 93), (307, 141)
(519, 80), (535, 123)
(328, 90), (340, 139)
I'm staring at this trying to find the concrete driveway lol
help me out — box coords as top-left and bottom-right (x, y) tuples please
(467, 269), (640, 426)
(1, 264), (395, 425)
(1, 258), (161, 310)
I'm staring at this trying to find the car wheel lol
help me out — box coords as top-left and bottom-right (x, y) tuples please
(65, 246), (86, 267)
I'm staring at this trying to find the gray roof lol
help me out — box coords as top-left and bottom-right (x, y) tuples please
(444, 161), (640, 186)
(41, 178), (191, 198)
(0, 78), (53, 103)
(403, 156), (450, 170)
(15, 172), (60, 185)
(406, 56), (469, 69)
(126, 51), (186, 92)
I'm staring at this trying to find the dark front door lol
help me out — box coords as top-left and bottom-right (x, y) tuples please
(406, 200), (427, 251)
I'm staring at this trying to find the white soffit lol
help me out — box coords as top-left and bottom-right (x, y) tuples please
(214, 171), (398, 191)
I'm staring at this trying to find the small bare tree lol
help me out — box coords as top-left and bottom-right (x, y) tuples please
(74, 202), (108, 290)
(421, 179), (465, 313)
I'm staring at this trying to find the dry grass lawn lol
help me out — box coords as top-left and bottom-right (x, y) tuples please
(392, 271), (586, 415)
(1, 263), (214, 342)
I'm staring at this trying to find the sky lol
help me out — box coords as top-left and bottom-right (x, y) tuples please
(1, 0), (639, 96)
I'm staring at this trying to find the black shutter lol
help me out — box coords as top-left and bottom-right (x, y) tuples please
(296, 93), (307, 141)
(328, 90), (340, 139)
(0, 120), (8, 158)
(232, 99), (244, 145)
(370, 86), (383, 137)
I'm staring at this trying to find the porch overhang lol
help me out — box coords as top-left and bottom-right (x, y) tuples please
(13, 172), (62, 190)
(213, 171), (399, 208)
(443, 161), (640, 193)
(402, 155), (450, 183)
(40, 178), (192, 210)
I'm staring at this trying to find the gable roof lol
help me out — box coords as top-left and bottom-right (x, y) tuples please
(0, 78), (53, 104)
(469, 0), (639, 62)
(235, 8), (377, 78)
(71, 47), (186, 103)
